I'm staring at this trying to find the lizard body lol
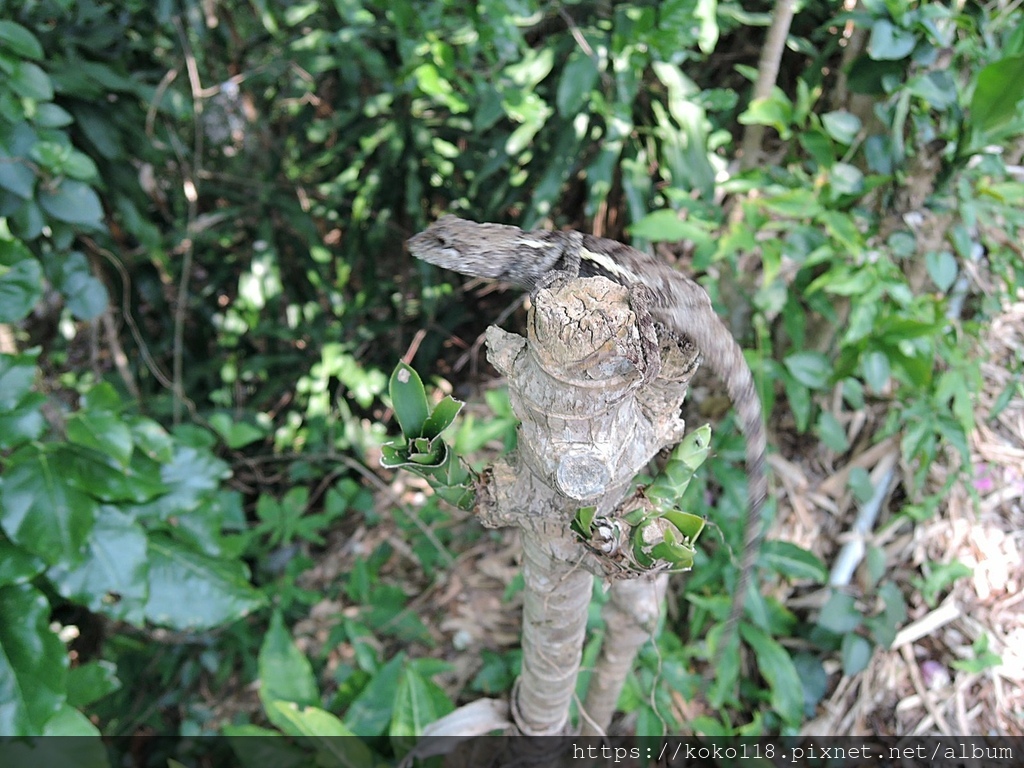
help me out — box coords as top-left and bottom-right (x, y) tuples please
(407, 215), (767, 650)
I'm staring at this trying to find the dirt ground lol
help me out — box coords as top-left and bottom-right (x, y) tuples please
(801, 293), (1023, 736)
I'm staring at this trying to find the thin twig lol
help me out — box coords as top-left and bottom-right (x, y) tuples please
(739, 0), (796, 170)
(171, 17), (205, 425)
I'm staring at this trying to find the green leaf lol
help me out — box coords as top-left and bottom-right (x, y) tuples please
(864, 580), (906, 647)
(42, 704), (105, 738)
(421, 395), (463, 439)
(573, 506), (597, 536)
(66, 411), (133, 467)
(0, 350), (40, 409)
(11, 199), (45, 239)
(47, 251), (108, 319)
(694, 0), (719, 53)
(0, 539), (44, 586)
(761, 541), (828, 581)
(144, 533), (265, 630)
(817, 210), (862, 250)
(861, 350), (891, 393)
(660, 509), (705, 541)
(226, 729), (313, 768)
(0, 21), (43, 60)
(829, 163), (865, 195)
(646, 424), (712, 504)
(47, 506), (149, 624)
(916, 559), (972, 606)
(925, 250), (958, 292)
(0, 151), (36, 198)
(848, 466), (874, 503)
(225, 725), (312, 768)
(0, 393), (46, 449)
(818, 591), (862, 634)
(33, 103), (74, 128)
(738, 93), (794, 138)
(66, 660), (121, 708)
(146, 444), (230, 518)
(740, 623), (804, 726)
(56, 443), (165, 505)
(950, 633), (1002, 673)
(0, 446), (97, 565)
(343, 652), (405, 736)
(760, 189), (822, 217)
(389, 363), (429, 437)
(792, 653), (829, 717)
(258, 610), (320, 711)
(629, 209), (714, 249)
(208, 412), (268, 449)
(816, 411), (850, 452)
(411, 63), (468, 114)
(798, 129), (836, 168)
(970, 55), (1024, 138)
(391, 664), (453, 740)
(840, 633), (873, 675)
(0, 583), (66, 734)
(0, 241), (42, 322)
(556, 50), (599, 116)
(2, 713), (106, 761)
(37, 179), (104, 227)
(267, 700), (354, 737)
(705, 622), (740, 707)
(820, 110), (861, 144)
(10, 61), (54, 101)
(867, 19), (917, 60)
(908, 71), (957, 110)
(266, 701), (382, 768)
(784, 351), (831, 389)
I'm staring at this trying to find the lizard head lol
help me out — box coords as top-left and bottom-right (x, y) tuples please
(407, 215), (519, 280)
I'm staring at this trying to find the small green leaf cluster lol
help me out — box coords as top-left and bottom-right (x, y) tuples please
(380, 363), (474, 510)
(0, 0), (1018, 743)
(572, 425), (711, 575)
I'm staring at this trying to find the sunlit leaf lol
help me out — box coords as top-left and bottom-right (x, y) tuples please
(0, 242), (42, 322)
(0, 20), (43, 59)
(37, 178), (104, 227)
(389, 363), (429, 437)
(867, 20), (916, 60)
(741, 623), (804, 727)
(970, 55), (1024, 138)
(0, 583), (66, 734)
(48, 505), (148, 624)
(144, 534), (264, 630)
(0, 446), (97, 565)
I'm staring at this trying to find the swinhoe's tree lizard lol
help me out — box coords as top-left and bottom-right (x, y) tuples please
(407, 215), (768, 657)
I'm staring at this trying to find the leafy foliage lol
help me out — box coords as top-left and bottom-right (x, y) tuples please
(0, 0), (1020, 748)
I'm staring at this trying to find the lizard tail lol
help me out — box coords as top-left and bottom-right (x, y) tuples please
(724, 367), (768, 652)
(694, 311), (768, 671)
(658, 301), (768, 662)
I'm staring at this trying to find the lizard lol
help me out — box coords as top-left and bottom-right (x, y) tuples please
(407, 215), (768, 658)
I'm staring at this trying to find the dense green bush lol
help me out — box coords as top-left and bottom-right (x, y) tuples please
(0, 0), (1021, 749)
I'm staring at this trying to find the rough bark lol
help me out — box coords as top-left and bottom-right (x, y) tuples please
(580, 574), (669, 735)
(474, 276), (698, 735)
